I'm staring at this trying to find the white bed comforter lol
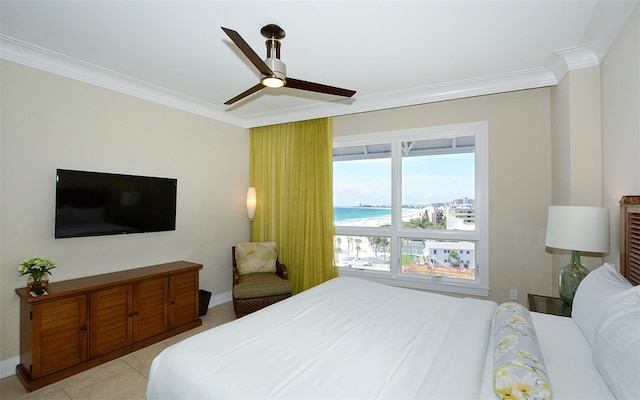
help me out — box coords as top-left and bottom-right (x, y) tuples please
(148, 277), (497, 399)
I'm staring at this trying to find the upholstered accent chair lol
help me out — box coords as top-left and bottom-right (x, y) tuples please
(232, 242), (292, 318)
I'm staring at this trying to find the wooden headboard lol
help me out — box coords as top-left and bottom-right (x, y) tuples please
(620, 195), (640, 286)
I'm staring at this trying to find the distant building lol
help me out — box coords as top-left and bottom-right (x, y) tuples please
(431, 209), (443, 224)
(445, 205), (475, 230)
(423, 241), (475, 268)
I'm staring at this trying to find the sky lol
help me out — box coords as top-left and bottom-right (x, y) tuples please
(333, 152), (475, 206)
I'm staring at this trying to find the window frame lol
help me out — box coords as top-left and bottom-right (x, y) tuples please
(333, 121), (489, 296)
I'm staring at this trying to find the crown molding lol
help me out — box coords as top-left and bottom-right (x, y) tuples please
(240, 68), (559, 128)
(0, 35), (561, 128)
(0, 36), (246, 127)
(545, 46), (600, 83)
(582, 0), (639, 62)
(543, 0), (638, 84)
(2, 4), (632, 131)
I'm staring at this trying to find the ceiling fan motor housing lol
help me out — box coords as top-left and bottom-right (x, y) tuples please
(264, 57), (286, 81)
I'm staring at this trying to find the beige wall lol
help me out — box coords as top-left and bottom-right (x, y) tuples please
(0, 61), (250, 364)
(601, 4), (640, 265)
(550, 66), (603, 207)
(549, 66), (605, 295)
(334, 88), (553, 305)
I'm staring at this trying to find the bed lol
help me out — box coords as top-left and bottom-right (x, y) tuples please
(147, 198), (640, 399)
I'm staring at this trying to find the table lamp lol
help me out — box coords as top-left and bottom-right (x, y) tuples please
(545, 206), (609, 305)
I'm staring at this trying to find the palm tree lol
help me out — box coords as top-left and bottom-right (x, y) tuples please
(368, 237), (381, 257)
(355, 238), (362, 259)
(381, 238), (390, 258)
(448, 249), (460, 267)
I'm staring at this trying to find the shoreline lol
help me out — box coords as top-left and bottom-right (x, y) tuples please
(335, 208), (423, 227)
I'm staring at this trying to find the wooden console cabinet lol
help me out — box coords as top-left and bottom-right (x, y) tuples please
(15, 261), (203, 392)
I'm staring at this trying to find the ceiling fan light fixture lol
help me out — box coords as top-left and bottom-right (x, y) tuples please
(261, 57), (287, 88)
(262, 76), (285, 88)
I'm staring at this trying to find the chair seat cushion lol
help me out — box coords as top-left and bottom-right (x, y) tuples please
(233, 272), (292, 299)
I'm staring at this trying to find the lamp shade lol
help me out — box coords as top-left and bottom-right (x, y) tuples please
(246, 187), (256, 221)
(545, 206), (610, 253)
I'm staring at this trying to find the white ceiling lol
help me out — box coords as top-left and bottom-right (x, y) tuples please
(1, 1), (637, 128)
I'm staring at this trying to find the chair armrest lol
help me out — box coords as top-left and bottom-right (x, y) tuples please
(233, 265), (240, 285)
(276, 261), (288, 280)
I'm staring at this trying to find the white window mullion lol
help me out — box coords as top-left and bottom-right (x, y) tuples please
(391, 139), (402, 278)
(475, 122), (489, 290)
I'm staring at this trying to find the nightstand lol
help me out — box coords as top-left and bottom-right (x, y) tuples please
(527, 293), (572, 317)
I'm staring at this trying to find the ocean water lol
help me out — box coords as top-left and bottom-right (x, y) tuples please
(334, 206), (391, 222)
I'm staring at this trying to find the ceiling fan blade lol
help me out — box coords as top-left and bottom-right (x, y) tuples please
(224, 83), (265, 105)
(222, 27), (274, 77)
(285, 78), (356, 98)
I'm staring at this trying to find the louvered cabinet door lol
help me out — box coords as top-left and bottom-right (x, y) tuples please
(89, 285), (133, 358)
(31, 295), (88, 378)
(132, 277), (168, 342)
(168, 271), (199, 329)
(621, 196), (640, 286)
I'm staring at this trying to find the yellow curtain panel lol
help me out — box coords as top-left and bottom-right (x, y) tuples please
(249, 118), (337, 294)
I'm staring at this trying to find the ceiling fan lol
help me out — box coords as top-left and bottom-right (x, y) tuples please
(221, 24), (356, 105)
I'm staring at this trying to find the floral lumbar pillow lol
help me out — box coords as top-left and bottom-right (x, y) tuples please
(493, 302), (552, 400)
(235, 242), (278, 275)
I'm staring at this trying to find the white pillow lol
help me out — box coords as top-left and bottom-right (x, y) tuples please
(591, 287), (640, 399)
(571, 263), (632, 344)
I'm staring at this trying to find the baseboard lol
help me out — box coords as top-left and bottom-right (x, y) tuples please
(210, 290), (232, 307)
(0, 291), (232, 380)
(1, 356), (19, 379)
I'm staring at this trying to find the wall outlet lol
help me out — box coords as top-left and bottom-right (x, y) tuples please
(510, 289), (518, 300)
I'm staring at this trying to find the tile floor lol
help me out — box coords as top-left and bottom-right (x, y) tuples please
(0, 302), (236, 400)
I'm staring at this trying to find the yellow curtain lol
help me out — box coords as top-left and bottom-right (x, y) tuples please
(250, 118), (337, 294)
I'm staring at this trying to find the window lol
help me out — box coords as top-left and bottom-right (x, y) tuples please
(333, 122), (488, 296)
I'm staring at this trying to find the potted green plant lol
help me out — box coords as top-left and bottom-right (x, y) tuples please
(18, 256), (56, 295)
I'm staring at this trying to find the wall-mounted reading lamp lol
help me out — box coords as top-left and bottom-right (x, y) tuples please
(246, 187), (256, 221)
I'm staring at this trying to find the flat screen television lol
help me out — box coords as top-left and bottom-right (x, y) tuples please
(55, 169), (177, 239)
